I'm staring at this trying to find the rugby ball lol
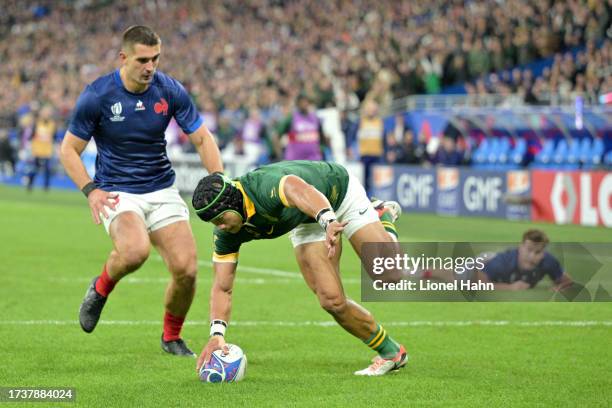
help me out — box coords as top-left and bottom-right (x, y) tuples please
(199, 344), (247, 383)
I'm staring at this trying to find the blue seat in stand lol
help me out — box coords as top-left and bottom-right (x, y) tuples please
(533, 139), (555, 168)
(496, 137), (512, 166)
(552, 139), (569, 168)
(486, 138), (501, 167)
(585, 138), (604, 168)
(603, 150), (612, 167)
(578, 137), (592, 165)
(510, 138), (527, 167)
(472, 139), (490, 167)
(565, 139), (582, 169)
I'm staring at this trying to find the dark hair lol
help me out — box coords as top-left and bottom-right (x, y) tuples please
(522, 229), (549, 245)
(122, 25), (160, 49)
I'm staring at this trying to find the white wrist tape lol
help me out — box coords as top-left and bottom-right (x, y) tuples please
(316, 208), (337, 231)
(209, 319), (227, 337)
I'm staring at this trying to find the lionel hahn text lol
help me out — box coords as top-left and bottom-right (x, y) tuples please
(373, 280), (495, 291)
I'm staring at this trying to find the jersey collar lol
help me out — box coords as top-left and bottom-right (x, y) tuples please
(233, 181), (256, 221)
(114, 69), (154, 95)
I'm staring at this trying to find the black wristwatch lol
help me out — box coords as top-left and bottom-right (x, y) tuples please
(81, 182), (97, 198)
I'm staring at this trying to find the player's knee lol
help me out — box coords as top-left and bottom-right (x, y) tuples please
(170, 255), (197, 287)
(120, 247), (150, 271)
(174, 271), (196, 289)
(318, 292), (348, 316)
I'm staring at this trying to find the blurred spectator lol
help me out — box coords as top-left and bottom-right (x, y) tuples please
(470, 39), (611, 106)
(314, 76), (336, 109)
(386, 127), (428, 166)
(223, 106), (273, 165)
(276, 93), (327, 161)
(356, 99), (384, 192)
(340, 109), (359, 160)
(468, 38), (491, 79)
(26, 105), (56, 191)
(199, 97), (218, 135)
(385, 133), (401, 164)
(215, 115), (239, 152)
(0, 129), (16, 176)
(385, 114), (404, 164)
(432, 134), (465, 167)
(2, 0), (609, 148)
(365, 69), (396, 112)
(444, 53), (469, 87)
(17, 113), (35, 153)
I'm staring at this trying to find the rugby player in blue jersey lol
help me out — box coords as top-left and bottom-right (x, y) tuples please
(423, 229), (574, 291)
(60, 26), (223, 356)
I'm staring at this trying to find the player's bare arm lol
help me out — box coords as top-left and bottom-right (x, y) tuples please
(209, 261), (236, 326)
(196, 261), (236, 371)
(282, 175), (333, 215)
(189, 124), (224, 174)
(59, 131), (117, 225)
(282, 175), (348, 258)
(552, 273), (574, 291)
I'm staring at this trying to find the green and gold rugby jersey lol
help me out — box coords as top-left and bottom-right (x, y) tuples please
(213, 161), (349, 262)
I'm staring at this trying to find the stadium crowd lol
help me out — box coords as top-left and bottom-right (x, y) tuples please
(0, 0), (610, 173)
(466, 39), (612, 106)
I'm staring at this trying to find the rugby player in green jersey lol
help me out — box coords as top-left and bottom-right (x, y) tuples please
(192, 161), (407, 376)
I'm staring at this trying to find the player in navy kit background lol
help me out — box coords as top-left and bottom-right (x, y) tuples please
(421, 229), (574, 291)
(59, 26), (224, 356)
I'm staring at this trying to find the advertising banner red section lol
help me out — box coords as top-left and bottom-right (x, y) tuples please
(532, 170), (612, 227)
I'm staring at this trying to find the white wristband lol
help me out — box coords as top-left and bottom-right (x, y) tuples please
(209, 319), (227, 337)
(316, 208), (337, 231)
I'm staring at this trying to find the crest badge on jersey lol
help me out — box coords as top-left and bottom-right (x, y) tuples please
(154, 97), (169, 116)
(135, 100), (146, 111)
(110, 102), (125, 122)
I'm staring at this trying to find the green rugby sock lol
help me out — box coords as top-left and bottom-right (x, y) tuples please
(379, 211), (398, 239)
(363, 324), (401, 359)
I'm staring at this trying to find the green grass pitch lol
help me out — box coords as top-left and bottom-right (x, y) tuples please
(0, 185), (610, 407)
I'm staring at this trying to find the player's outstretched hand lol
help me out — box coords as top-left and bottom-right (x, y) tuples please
(325, 220), (348, 259)
(87, 189), (118, 225)
(196, 335), (229, 373)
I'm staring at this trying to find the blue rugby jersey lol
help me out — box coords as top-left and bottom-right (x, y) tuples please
(483, 248), (563, 287)
(68, 69), (203, 193)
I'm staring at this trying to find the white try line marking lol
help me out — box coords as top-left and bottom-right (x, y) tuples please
(49, 277), (296, 285)
(0, 320), (610, 327)
(156, 255), (361, 284)
(47, 256), (361, 285)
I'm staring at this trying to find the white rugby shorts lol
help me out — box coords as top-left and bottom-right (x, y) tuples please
(289, 174), (379, 248)
(101, 185), (190, 234)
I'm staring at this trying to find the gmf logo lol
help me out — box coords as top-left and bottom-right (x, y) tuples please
(437, 168), (459, 191)
(507, 171), (530, 194)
